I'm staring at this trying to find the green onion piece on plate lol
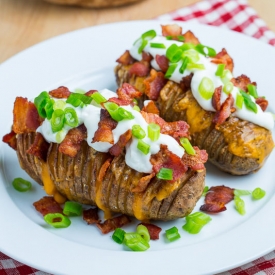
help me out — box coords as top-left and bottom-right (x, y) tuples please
(185, 212), (212, 225)
(64, 107), (78, 128)
(136, 224), (150, 243)
(252, 187), (266, 200)
(156, 168), (173, 180)
(199, 77), (215, 100)
(180, 137), (196, 155)
(183, 219), (204, 234)
(51, 109), (65, 133)
(137, 140), (150, 155)
(202, 186), (209, 196)
(44, 213), (71, 228)
(63, 201), (82, 216)
(234, 196), (246, 215)
(148, 123), (160, 141)
(165, 226), (181, 242)
(12, 177), (32, 192)
(132, 125), (146, 139)
(124, 233), (150, 251)
(215, 64), (225, 77)
(112, 228), (126, 244)
(234, 189), (251, 196)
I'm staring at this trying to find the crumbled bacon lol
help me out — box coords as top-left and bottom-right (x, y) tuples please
(142, 52), (153, 62)
(139, 223), (162, 240)
(179, 74), (193, 92)
(109, 129), (132, 157)
(143, 69), (168, 100)
(116, 50), (135, 65)
(92, 110), (117, 144)
(26, 132), (50, 162)
(98, 158), (112, 182)
(211, 48), (234, 72)
(83, 207), (100, 224)
(129, 61), (150, 77)
(33, 196), (63, 216)
(150, 144), (188, 182)
(2, 130), (17, 150)
(116, 83), (142, 101)
(256, 97), (268, 111)
(131, 173), (155, 193)
(12, 97), (42, 134)
(212, 86), (222, 111)
(182, 30), (200, 44)
(230, 74), (255, 92)
(141, 100), (160, 115)
(212, 93), (235, 125)
(155, 54), (169, 73)
(107, 97), (132, 106)
(59, 124), (87, 157)
(49, 86), (71, 99)
(200, 186), (234, 213)
(161, 24), (182, 37)
(181, 146), (208, 171)
(96, 214), (131, 234)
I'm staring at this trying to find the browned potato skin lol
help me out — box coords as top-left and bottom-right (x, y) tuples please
(115, 64), (274, 175)
(16, 133), (205, 221)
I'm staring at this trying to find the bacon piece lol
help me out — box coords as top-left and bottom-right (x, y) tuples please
(212, 93), (235, 125)
(143, 69), (168, 100)
(211, 48), (234, 72)
(33, 196), (63, 216)
(150, 144), (188, 182)
(109, 129), (132, 157)
(256, 97), (268, 111)
(2, 130), (17, 150)
(26, 132), (50, 162)
(182, 30), (200, 45)
(161, 24), (182, 37)
(129, 61), (150, 77)
(116, 83), (142, 101)
(230, 74), (255, 92)
(131, 173), (155, 193)
(98, 158), (112, 182)
(85, 90), (97, 96)
(141, 100), (160, 115)
(59, 124), (87, 157)
(181, 146), (207, 171)
(12, 97), (42, 134)
(155, 54), (169, 73)
(179, 74), (193, 92)
(49, 86), (71, 99)
(142, 52), (153, 62)
(212, 86), (222, 111)
(83, 207), (99, 224)
(92, 110), (117, 144)
(139, 223), (162, 240)
(96, 214), (131, 234)
(108, 97), (132, 106)
(116, 50), (135, 65)
(200, 186), (234, 213)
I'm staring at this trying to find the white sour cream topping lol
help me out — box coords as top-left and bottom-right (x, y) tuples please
(129, 34), (274, 130)
(37, 89), (185, 173)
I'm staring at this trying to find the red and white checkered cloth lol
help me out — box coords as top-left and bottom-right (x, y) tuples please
(1, 0), (275, 274)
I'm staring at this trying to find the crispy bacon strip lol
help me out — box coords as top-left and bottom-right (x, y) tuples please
(150, 144), (188, 182)
(161, 24), (182, 37)
(155, 54), (169, 73)
(2, 130), (17, 150)
(59, 124), (87, 157)
(49, 86), (71, 98)
(256, 97), (268, 111)
(181, 147), (208, 171)
(129, 61), (150, 77)
(211, 48), (234, 72)
(108, 97), (132, 106)
(131, 173), (155, 193)
(143, 69), (168, 101)
(12, 97), (42, 134)
(212, 93), (235, 125)
(109, 129), (132, 157)
(116, 50), (135, 65)
(141, 100), (160, 115)
(83, 208), (100, 224)
(116, 83), (142, 101)
(139, 223), (162, 240)
(92, 109), (117, 144)
(33, 196), (63, 216)
(98, 158), (112, 182)
(182, 30), (200, 44)
(212, 86), (222, 111)
(26, 132), (50, 162)
(96, 214), (131, 234)
(230, 74), (255, 92)
(200, 186), (234, 213)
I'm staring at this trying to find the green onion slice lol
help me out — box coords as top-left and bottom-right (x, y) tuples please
(247, 84), (258, 99)
(34, 91), (50, 118)
(56, 130), (65, 143)
(44, 213), (71, 228)
(136, 224), (150, 243)
(66, 93), (92, 108)
(195, 44), (216, 57)
(198, 77), (215, 100)
(236, 92), (244, 109)
(64, 107), (78, 128)
(223, 82), (234, 95)
(138, 39), (148, 54)
(166, 36), (172, 40)
(182, 49), (200, 63)
(183, 219), (204, 234)
(91, 92), (107, 104)
(137, 140), (150, 155)
(240, 91), (258, 113)
(177, 35), (185, 42)
(132, 125), (146, 139)
(104, 102), (120, 120)
(215, 64), (225, 76)
(12, 177), (32, 192)
(112, 228), (126, 244)
(180, 137), (196, 155)
(185, 212), (212, 225)
(180, 43), (195, 52)
(51, 109), (65, 133)
(234, 196), (245, 215)
(150, 42), (166, 49)
(202, 186), (209, 196)
(117, 107), (135, 120)
(63, 201), (82, 216)
(124, 233), (150, 251)
(234, 189), (251, 196)
(141, 29), (157, 41)
(179, 56), (189, 74)
(165, 226), (181, 242)
(156, 168), (173, 180)
(74, 88), (86, 94)
(148, 123), (160, 141)
(187, 63), (205, 70)
(166, 44), (183, 63)
(133, 105), (140, 112)
(53, 100), (66, 111)
(165, 63), (178, 79)
(45, 99), (54, 120)
(252, 187), (266, 200)
(221, 69), (233, 84)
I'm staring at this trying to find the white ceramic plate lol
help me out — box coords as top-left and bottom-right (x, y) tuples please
(0, 20), (275, 275)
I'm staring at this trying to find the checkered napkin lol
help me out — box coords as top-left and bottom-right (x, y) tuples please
(1, 0), (275, 275)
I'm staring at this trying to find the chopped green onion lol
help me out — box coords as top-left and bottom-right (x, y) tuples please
(44, 213), (71, 228)
(223, 82), (234, 95)
(34, 91), (50, 118)
(180, 137), (196, 155)
(240, 91), (258, 113)
(247, 84), (258, 99)
(91, 92), (107, 104)
(166, 44), (183, 63)
(150, 42), (166, 49)
(148, 123), (160, 141)
(138, 39), (148, 54)
(51, 109), (65, 133)
(252, 187), (266, 200)
(12, 177), (32, 192)
(234, 189), (251, 196)
(45, 99), (54, 120)
(56, 130), (65, 143)
(215, 64), (225, 77)
(74, 88), (86, 94)
(141, 29), (157, 41)
(234, 196), (245, 215)
(156, 168), (173, 180)
(177, 35), (185, 42)
(132, 125), (146, 139)
(221, 69), (233, 84)
(124, 233), (150, 251)
(202, 186), (209, 196)
(166, 35), (172, 40)
(195, 44), (216, 57)
(198, 77), (215, 100)
(236, 92), (244, 109)
(66, 93), (92, 108)
(137, 140), (150, 155)
(180, 43), (195, 52)
(186, 63), (205, 70)
(183, 219), (204, 234)
(63, 201), (82, 216)
(182, 49), (199, 63)
(53, 100), (66, 111)
(117, 107), (135, 120)
(104, 102), (120, 120)
(133, 105), (140, 112)
(165, 63), (178, 78)
(179, 56), (189, 74)
(185, 212), (212, 226)
(112, 228), (126, 244)
(136, 224), (150, 243)
(64, 107), (78, 128)
(165, 226), (181, 242)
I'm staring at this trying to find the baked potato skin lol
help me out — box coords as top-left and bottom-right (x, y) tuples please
(115, 64), (274, 175)
(16, 133), (206, 221)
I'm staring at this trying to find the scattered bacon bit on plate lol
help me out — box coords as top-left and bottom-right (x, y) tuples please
(33, 196), (63, 216)
(83, 208), (100, 225)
